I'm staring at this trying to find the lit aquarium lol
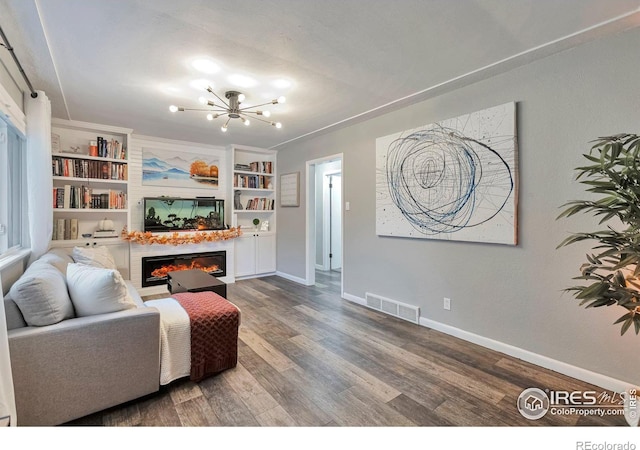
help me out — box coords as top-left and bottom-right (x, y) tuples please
(143, 197), (225, 232)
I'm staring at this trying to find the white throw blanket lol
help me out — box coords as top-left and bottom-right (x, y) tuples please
(145, 298), (191, 385)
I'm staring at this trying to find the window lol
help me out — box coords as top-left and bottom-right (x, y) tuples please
(0, 119), (27, 256)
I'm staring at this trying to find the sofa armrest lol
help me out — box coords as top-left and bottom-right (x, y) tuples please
(8, 306), (161, 426)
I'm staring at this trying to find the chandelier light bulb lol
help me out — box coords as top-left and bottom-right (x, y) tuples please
(221, 124), (228, 132)
(262, 110), (271, 117)
(198, 96), (207, 105)
(277, 96), (286, 104)
(243, 118), (250, 126)
(275, 122), (282, 129)
(169, 105), (178, 113)
(237, 93), (246, 102)
(206, 113), (213, 121)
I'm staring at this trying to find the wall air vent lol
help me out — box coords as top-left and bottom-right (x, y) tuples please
(364, 292), (420, 324)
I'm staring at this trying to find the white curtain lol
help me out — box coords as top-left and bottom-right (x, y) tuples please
(0, 281), (16, 426)
(25, 91), (52, 265)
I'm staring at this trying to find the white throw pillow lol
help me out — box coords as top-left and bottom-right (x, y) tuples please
(66, 263), (137, 317)
(71, 245), (117, 270)
(38, 248), (74, 275)
(9, 260), (75, 326)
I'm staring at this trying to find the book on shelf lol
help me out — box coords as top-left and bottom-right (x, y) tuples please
(234, 174), (272, 189)
(52, 185), (127, 209)
(63, 185), (71, 209)
(52, 156), (127, 180)
(56, 218), (65, 240)
(243, 197), (275, 211)
(248, 161), (273, 174)
(70, 218), (78, 240)
(63, 219), (71, 240)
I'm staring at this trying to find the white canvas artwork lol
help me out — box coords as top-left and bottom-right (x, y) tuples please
(376, 102), (517, 245)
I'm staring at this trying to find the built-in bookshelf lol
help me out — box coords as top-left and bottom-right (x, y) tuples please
(229, 145), (277, 278)
(231, 146), (277, 227)
(50, 119), (132, 244)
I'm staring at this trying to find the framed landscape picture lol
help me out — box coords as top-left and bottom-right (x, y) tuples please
(142, 147), (219, 189)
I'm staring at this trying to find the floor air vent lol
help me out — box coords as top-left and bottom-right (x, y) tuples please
(365, 292), (420, 324)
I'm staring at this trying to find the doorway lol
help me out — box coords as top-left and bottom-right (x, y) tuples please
(305, 154), (343, 293)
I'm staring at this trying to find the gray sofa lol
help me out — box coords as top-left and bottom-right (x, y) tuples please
(3, 248), (161, 426)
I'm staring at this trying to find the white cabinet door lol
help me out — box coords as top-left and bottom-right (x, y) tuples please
(256, 233), (276, 274)
(234, 234), (256, 277)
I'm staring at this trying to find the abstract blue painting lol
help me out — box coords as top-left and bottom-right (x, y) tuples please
(142, 148), (219, 189)
(376, 102), (517, 245)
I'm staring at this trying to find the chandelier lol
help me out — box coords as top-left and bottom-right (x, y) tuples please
(169, 87), (285, 132)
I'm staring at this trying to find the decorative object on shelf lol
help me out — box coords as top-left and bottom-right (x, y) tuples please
(121, 227), (243, 246)
(51, 133), (60, 153)
(234, 190), (243, 210)
(170, 87), (285, 132)
(81, 233), (92, 238)
(94, 217), (119, 238)
(557, 133), (640, 335)
(252, 218), (260, 230)
(98, 218), (114, 231)
(142, 147), (219, 189)
(260, 221), (269, 232)
(280, 172), (300, 207)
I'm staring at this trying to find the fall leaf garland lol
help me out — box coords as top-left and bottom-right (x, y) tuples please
(121, 227), (242, 245)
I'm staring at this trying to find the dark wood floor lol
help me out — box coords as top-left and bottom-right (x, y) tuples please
(66, 270), (627, 427)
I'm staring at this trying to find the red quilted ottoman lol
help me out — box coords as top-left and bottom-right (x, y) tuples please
(171, 291), (240, 382)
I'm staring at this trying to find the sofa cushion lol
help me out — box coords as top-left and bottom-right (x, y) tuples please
(38, 248), (74, 275)
(71, 245), (117, 270)
(3, 294), (27, 330)
(67, 263), (137, 317)
(8, 260), (75, 326)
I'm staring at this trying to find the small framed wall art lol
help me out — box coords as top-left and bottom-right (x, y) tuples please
(280, 172), (300, 207)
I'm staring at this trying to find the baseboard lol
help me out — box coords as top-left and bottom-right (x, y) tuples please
(276, 271), (312, 285)
(342, 292), (634, 393)
(342, 292), (366, 306)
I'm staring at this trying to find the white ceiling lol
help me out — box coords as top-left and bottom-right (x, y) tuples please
(1, 0), (639, 149)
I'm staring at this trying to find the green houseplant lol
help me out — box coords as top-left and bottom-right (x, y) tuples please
(557, 133), (640, 335)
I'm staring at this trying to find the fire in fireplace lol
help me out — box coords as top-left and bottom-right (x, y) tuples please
(142, 251), (226, 287)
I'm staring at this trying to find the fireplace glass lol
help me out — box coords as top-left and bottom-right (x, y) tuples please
(141, 251), (226, 287)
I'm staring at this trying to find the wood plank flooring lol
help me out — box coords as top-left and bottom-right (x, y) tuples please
(64, 270), (628, 427)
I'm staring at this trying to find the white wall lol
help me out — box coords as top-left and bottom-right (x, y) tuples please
(275, 27), (640, 386)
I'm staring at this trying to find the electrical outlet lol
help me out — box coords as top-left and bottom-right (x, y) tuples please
(443, 297), (451, 310)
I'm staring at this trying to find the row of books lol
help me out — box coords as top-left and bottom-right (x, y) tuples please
(52, 156), (128, 180)
(234, 161), (273, 174)
(53, 185), (127, 210)
(52, 218), (78, 240)
(234, 174), (272, 189)
(92, 136), (126, 160)
(243, 197), (275, 211)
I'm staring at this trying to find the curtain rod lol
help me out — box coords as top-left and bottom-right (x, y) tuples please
(0, 24), (38, 98)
